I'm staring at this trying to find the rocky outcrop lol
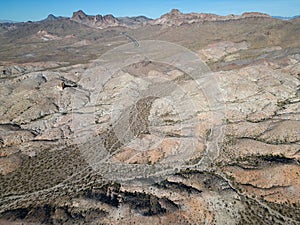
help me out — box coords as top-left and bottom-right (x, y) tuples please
(151, 9), (271, 26)
(198, 41), (250, 63)
(42, 14), (65, 22)
(35, 30), (61, 41)
(71, 10), (121, 29)
(70, 10), (152, 29)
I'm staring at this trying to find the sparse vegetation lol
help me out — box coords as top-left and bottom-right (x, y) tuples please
(1, 7), (299, 225)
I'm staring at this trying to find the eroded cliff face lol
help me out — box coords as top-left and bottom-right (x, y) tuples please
(0, 10), (299, 225)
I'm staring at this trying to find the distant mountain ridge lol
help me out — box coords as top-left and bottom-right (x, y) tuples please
(1, 9), (300, 29)
(150, 9), (272, 27)
(273, 15), (300, 20)
(70, 10), (152, 29)
(69, 9), (275, 29)
(42, 14), (66, 22)
(0, 19), (17, 23)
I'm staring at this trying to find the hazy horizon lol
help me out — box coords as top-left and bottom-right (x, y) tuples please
(1, 0), (300, 22)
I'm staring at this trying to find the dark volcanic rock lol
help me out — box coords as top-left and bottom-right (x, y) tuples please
(72, 10), (88, 20)
(71, 10), (152, 29)
(71, 10), (121, 29)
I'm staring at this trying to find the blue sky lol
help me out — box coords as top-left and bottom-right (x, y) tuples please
(1, 0), (299, 22)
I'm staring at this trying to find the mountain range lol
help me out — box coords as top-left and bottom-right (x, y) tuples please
(0, 19), (17, 23)
(273, 15), (300, 20)
(2, 9), (300, 27)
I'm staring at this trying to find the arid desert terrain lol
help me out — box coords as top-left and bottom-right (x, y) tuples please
(0, 9), (300, 224)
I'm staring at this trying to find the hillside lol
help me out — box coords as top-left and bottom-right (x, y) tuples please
(0, 9), (299, 225)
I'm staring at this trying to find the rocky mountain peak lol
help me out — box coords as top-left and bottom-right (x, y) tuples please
(46, 14), (57, 21)
(70, 10), (152, 29)
(41, 14), (65, 22)
(72, 10), (88, 20)
(70, 10), (120, 29)
(103, 14), (118, 23)
(169, 9), (182, 16)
